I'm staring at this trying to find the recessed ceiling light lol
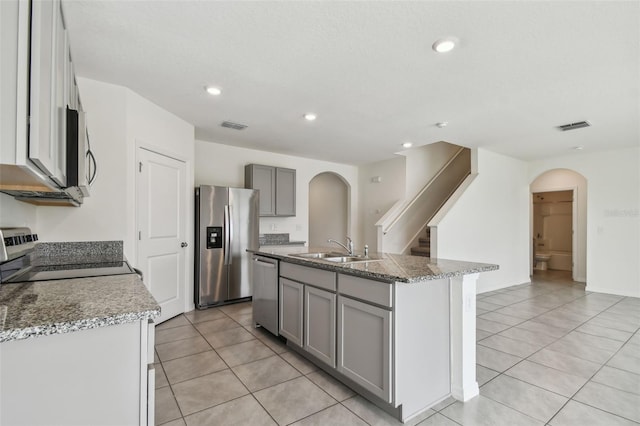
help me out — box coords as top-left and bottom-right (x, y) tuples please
(205, 86), (222, 96)
(572, 146), (584, 150)
(435, 122), (448, 128)
(304, 113), (317, 121)
(432, 37), (458, 53)
(402, 142), (413, 148)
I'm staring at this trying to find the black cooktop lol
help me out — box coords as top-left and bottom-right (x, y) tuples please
(0, 256), (134, 284)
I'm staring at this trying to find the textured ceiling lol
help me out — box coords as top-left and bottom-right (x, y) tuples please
(62, 1), (640, 165)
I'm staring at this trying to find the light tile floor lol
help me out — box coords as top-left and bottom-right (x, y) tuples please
(154, 270), (640, 425)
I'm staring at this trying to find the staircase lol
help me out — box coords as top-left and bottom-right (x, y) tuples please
(410, 227), (431, 257)
(376, 144), (471, 255)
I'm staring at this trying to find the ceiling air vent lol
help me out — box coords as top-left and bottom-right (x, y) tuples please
(221, 121), (247, 130)
(557, 121), (591, 131)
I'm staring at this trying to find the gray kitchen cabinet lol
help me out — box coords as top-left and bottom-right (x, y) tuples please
(304, 285), (336, 367)
(245, 164), (296, 217)
(245, 164), (275, 216)
(279, 277), (303, 346)
(337, 295), (392, 403)
(272, 257), (456, 422)
(275, 167), (296, 216)
(279, 262), (337, 366)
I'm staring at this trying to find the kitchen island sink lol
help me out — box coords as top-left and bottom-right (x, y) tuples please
(289, 252), (383, 263)
(289, 251), (346, 259)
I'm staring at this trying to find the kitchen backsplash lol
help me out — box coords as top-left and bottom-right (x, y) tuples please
(259, 233), (305, 246)
(35, 241), (123, 258)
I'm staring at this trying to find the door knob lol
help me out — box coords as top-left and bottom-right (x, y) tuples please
(181, 242), (188, 248)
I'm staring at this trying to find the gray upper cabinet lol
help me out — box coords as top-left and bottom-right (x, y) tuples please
(245, 164), (296, 217)
(245, 164), (275, 216)
(275, 167), (296, 216)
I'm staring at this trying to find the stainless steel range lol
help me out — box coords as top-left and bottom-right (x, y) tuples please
(0, 228), (135, 284)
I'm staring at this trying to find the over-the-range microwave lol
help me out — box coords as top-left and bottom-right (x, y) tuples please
(1, 107), (97, 206)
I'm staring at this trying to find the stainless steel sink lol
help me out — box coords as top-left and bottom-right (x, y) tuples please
(289, 252), (383, 263)
(324, 256), (383, 263)
(289, 252), (346, 259)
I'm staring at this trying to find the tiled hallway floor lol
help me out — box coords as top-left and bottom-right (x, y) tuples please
(154, 271), (640, 425)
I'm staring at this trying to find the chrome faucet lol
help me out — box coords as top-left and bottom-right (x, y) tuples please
(327, 237), (354, 256)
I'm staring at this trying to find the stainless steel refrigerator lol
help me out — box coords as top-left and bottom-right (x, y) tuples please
(195, 186), (259, 308)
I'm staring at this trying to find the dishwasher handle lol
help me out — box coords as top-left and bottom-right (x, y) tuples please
(253, 257), (276, 268)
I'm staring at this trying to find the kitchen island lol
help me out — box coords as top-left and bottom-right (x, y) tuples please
(0, 252), (160, 425)
(249, 246), (498, 423)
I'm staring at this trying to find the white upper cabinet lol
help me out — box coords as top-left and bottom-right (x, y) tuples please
(29, 0), (67, 187)
(0, 0), (80, 193)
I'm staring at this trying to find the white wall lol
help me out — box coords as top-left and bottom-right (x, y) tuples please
(309, 172), (348, 247)
(401, 142), (462, 199)
(36, 79), (129, 245)
(195, 140), (360, 247)
(37, 78), (194, 254)
(358, 156), (406, 252)
(529, 147), (640, 297)
(36, 78), (196, 308)
(435, 149), (531, 293)
(125, 87), (195, 264)
(0, 193), (37, 228)
(531, 169), (587, 281)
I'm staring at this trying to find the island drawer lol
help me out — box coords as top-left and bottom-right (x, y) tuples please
(338, 274), (393, 308)
(280, 262), (336, 291)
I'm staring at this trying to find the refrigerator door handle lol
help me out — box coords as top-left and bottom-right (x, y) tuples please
(227, 204), (234, 265)
(224, 204), (230, 265)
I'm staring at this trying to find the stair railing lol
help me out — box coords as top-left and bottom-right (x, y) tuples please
(375, 147), (471, 254)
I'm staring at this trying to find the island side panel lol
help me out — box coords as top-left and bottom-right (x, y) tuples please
(394, 278), (450, 421)
(450, 273), (480, 401)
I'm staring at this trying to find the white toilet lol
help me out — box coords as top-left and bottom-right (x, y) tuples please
(535, 253), (551, 270)
(535, 239), (551, 270)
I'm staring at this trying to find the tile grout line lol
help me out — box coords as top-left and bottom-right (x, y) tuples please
(163, 308), (257, 424)
(156, 274), (637, 426)
(160, 305), (351, 426)
(474, 275), (639, 425)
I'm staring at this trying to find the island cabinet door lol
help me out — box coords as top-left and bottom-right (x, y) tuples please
(279, 277), (304, 346)
(304, 285), (336, 367)
(337, 295), (392, 403)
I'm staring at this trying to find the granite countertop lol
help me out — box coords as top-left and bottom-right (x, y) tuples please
(250, 246), (499, 283)
(0, 241), (160, 343)
(0, 274), (160, 343)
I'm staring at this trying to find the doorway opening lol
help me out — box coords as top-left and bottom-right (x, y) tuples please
(308, 172), (350, 247)
(530, 169), (587, 282)
(532, 190), (573, 275)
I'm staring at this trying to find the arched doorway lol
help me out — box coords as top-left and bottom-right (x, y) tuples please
(308, 172), (349, 248)
(530, 169), (587, 282)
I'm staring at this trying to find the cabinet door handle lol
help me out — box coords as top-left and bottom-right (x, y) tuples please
(181, 242), (188, 248)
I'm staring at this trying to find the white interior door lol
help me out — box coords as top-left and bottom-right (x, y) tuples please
(137, 148), (187, 323)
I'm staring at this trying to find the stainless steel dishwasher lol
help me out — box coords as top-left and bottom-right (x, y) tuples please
(252, 255), (279, 335)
